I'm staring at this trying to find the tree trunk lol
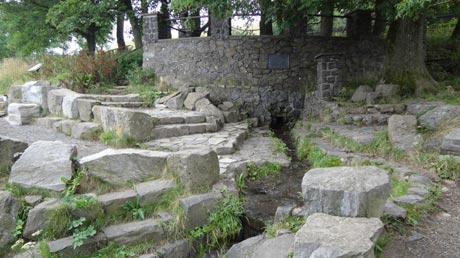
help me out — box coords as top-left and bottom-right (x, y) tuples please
(259, 0), (273, 35)
(84, 23), (97, 55)
(116, 12), (127, 51)
(158, 0), (171, 39)
(373, 0), (386, 37)
(122, 0), (142, 49)
(450, 17), (460, 41)
(383, 16), (437, 96)
(319, 0), (334, 37)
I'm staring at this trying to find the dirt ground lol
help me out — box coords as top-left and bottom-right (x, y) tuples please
(382, 182), (460, 258)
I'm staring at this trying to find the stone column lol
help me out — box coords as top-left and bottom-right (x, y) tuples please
(142, 14), (159, 45)
(210, 14), (230, 39)
(315, 53), (343, 100)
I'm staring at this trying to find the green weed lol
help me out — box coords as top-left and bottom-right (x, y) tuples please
(296, 136), (342, 168)
(100, 131), (139, 148)
(390, 176), (410, 199)
(247, 161), (282, 180)
(268, 131), (287, 154)
(374, 231), (393, 258)
(122, 195), (145, 221)
(265, 216), (306, 238)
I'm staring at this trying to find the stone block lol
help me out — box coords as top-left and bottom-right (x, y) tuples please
(48, 233), (106, 257)
(99, 107), (155, 141)
(441, 128), (460, 155)
(62, 94), (82, 119)
(375, 84), (400, 97)
(103, 219), (164, 245)
(383, 200), (406, 219)
(0, 191), (20, 250)
(77, 99), (101, 122)
(35, 117), (64, 129)
(21, 81), (52, 110)
(48, 88), (76, 115)
(23, 198), (61, 240)
(8, 85), (23, 103)
(98, 189), (137, 214)
(71, 122), (100, 140)
(388, 115), (422, 151)
(7, 103), (41, 125)
(419, 105), (460, 130)
(54, 120), (79, 135)
(301, 166), (390, 218)
(183, 92), (206, 110)
(0, 135), (28, 169)
(351, 85), (373, 103)
(179, 191), (222, 230)
(253, 234), (295, 258)
(134, 179), (176, 206)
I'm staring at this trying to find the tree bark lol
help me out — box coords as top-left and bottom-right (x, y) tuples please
(373, 0), (386, 37)
(122, 0), (142, 49)
(158, 0), (171, 39)
(259, 0), (273, 35)
(383, 16), (437, 96)
(319, 0), (334, 37)
(450, 17), (460, 41)
(116, 12), (127, 50)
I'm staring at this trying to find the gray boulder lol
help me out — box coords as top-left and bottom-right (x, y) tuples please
(351, 85), (373, 102)
(253, 234), (295, 258)
(79, 149), (169, 186)
(226, 235), (265, 258)
(21, 81), (52, 110)
(0, 99), (6, 117)
(184, 92), (206, 110)
(35, 117), (64, 129)
(441, 128), (460, 155)
(419, 105), (460, 130)
(23, 198), (61, 240)
(165, 88), (192, 110)
(62, 94), (82, 119)
(0, 191), (20, 250)
(406, 101), (443, 116)
(134, 179), (176, 206)
(375, 84), (400, 97)
(97, 189), (137, 214)
(7, 103), (41, 125)
(48, 89), (76, 115)
(77, 99), (101, 122)
(195, 98), (225, 124)
(179, 191), (223, 230)
(103, 219), (164, 245)
(393, 195), (425, 205)
(293, 213), (383, 258)
(0, 135), (28, 169)
(71, 122), (100, 140)
(99, 107), (155, 141)
(388, 115), (422, 151)
(54, 120), (79, 135)
(301, 166), (390, 218)
(383, 200), (407, 219)
(9, 141), (77, 192)
(167, 148), (220, 193)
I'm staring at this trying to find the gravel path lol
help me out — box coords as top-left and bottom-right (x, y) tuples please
(382, 182), (460, 258)
(0, 117), (107, 158)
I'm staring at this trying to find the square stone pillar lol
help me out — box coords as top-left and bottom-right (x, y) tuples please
(210, 15), (230, 39)
(315, 53), (343, 100)
(143, 14), (159, 45)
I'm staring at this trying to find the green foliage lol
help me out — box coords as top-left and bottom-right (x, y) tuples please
(116, 49), (143, 80)
(375, 232), (393, 258)
(296, 136), (342, 168)
(37, 241), (58, 258)
(100, 130), (139, 148)
(432, 155), (460, 180)
(0, 58), (32, 95)
(12, 219), (24, 238)
(91, 242), (137, 258)
(189, 195), (244, 250)
(265, 216), (306, 238)
(390, 176), (410, 199)
(247, 161), (282, 181)
(69, 217), (97, 249)
(125, 84), (161, 107)
(61, 170), (84, 197)
(43, 205), (72, 239)
(122, 195), (145, 221)
(236, 173), (246, 192)
(268, 131), (287, 154)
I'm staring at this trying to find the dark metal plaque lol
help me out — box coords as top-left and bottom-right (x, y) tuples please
(268, 54), (290, 69)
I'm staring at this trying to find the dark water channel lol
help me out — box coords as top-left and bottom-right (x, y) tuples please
(241, 124), (310, 237)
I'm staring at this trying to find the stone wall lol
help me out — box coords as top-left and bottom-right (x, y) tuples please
(143, 15), (385, 122)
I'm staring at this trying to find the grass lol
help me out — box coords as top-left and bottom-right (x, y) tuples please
(268, 131), (287, 154)
(0, 57), (32, 94)
(296, 136), (342, 168)
(265, 216), (306, 238)
(125, 83), (161, 107)
(390, 175), (410, 199)
(99, 131), (139, 148)
(246, 161), (282, 181)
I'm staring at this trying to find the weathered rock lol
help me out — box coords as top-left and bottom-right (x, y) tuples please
(195, 98), (225, 124)
(167, 148), (220, 193)
(48, 89), (76, 115)
(226, 235), (265, 258)
(54, 120), (79, 135)
(366, 92), (379, 105)
(274, 205), (294, 223)
(419, 105), (460, 130)
(103, 219), (164, 245)
(165, 87), (192, 110)
(155, 91), (181, 105)
(71, 122), (100, 140)
(23, 198), (61, 240)
(92, 105), (103, 123)
(9, 141), (77, 192)
(441, 128), (460, 155)
(155, 239), (193, 258)
(7, 103), (41, 125)
(35, 117), (64, 129)
(99, 107), (155, 141)
(388, 115), (422, 151)
(12, 247), (42, 258)
(218, 101), (235, 111)
(8, 85), (23, 103)
(383, 200), (407, 219)
(21, 81), (52, 110)
(98, 189), (137, 214)
(223, 111), (239, 123)
(80, 149), (169, 185)
(0, 191), (20, 250)
(253, 234), (295, 258)
(393, 195), (425, 205)
(184, 92), (206, 110)
(406, 101), (443, 116)
(0, 135), (28, 169)
(134, 179), (176, 206)
(301, 166), (390, 218)
(77, 99), (101, 121)
(179, 191), (223, 230)
(24, 195), (43, 207)
(351, 85), (373, 102)
(407, 187), (430, 196)
(62, 94), (82, 119)
(0, 99), (7, 117)
(293, 213), (383, 258)
(48, 233), (106, 257)
(375, 84), (400, 97)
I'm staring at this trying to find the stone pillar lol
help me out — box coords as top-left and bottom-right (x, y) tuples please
(315, 53), (343, 100)
(346, 10), (372, 39)
(210, 15), (230, 39)
(142, 14), (159, 45)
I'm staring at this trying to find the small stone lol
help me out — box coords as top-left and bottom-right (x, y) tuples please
(24, 195), (43, 206)
(183, 92), (206, 110)
(393, 195), (425, 205)
(274, 205), (294, 223)
(407, 187), (430, 196)
(407, 231), (424, 242)
(351, 85), (373, 102)
(383, 200), (407, 219)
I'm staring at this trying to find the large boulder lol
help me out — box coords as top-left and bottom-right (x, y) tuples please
(195, 98), (225, 124)
(62, 94), (82, 119)
(0, 191), (20, 251)
(167, 148), (220, 193)
(441, 128), (460, 155)
(226, 235), (265, 258)
(293, 213), (383, 258)
(21, 81), (53, 110)
(0, 136), (28, 170)
(79, 149), (169, 186)
(301, 166), (390, 218)
(165, 88), (192, 110)
(48, 89), (76, 115)
(23, 198), (61, 240)
(351, 85), (373, 103)
(419, 104), (460, 130)
(183, 92), (206, 110)
(9, 141), (77, 192)
(179, 191), (222, 230)
(99, 107), (155, 141)
(388, 115), (422, 151)
(7, 103), (41, 125)
(253, 234), (295, 258)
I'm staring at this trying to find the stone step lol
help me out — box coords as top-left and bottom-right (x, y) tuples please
(144, 108), (207, 125)
(103, 219), (165, 246)
(100, 101), (145, 108)
(341, 113), (390, 126)
(152, 123), (211, 139)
